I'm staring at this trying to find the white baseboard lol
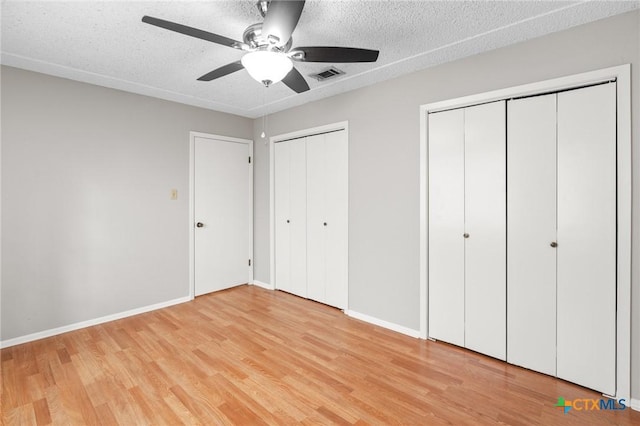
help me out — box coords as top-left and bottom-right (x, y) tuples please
(0, 296), (191, 349)
(630, 398), (640, 412)
(345, 310), (421, 338)
(252, 280), (274, 290)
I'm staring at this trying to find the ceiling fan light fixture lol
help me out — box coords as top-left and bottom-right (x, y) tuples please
(241, 50), (293, 86)
(142, 1), (379, 94)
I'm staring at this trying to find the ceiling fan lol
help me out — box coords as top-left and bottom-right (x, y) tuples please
(142, 0), (379, 93)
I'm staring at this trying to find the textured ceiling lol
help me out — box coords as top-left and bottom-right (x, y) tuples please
(2, 1), (638, 118)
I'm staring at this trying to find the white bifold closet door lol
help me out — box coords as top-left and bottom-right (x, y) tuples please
(507, 94), (558, 376)
(427, 108), (465, 347)
(274, 139), (307, 298)
(507, 83), (616, 395)
(428, 101), (506, 360)
(307, 131), (348, 309)
(556, 83), (616, 395)
(274, 141), (292, 293)
(464, 102), (506, 361)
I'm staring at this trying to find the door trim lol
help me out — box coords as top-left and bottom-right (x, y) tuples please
(419, 64), (631, 401)
(269, 121), (349, 305)
(189, 131), (254, 300)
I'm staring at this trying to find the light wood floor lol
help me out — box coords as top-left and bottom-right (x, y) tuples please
(2, 285), (638, 425)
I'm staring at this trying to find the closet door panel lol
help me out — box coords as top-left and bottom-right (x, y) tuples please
(427, 109), (465, 346)
(557, 83), (616, 395)
(274, 141), (292, 293)
(289, 140), (308, 298)
(507, 94), (557, 375)
(464, 101), (506, 360)
(306, 135), (327, 303)
(324, 130), (348, 309)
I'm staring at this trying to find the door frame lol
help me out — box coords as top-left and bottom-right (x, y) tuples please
(269, 121), (349, 302)
(419, 64), (631, 400)
(189, 131), (254, 300)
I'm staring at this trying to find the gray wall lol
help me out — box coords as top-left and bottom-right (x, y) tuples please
(1, 66), (252, 340)
(252, 11), (639, 397)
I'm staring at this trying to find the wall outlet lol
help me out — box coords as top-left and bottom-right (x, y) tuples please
(170, 189), (178, 200)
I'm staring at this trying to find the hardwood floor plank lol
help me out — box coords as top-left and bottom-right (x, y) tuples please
(169, 383), (228, 424)
(3, 403), (37, 425)
(49, 360), (100, 425)
(161, 391), (201, 425)
(1, 358), (20, 410)
(15, 345), (40, 378)
(32, 398), (52, 426)
(2, 285), (639, 425)
(93, 403), (118, 426)
(316, 405), (352, 425)
(43, 386), (72, 425)
(24, 373), (48, 404)
(128, 385), (183, 425)
(58, 348), (71, 364)
(237, 374), (310, 422)
(207, 375), (271, 426)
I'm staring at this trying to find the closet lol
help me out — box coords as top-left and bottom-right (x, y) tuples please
(507, 83), (616, 395)
(428, 101), (506, 361)
(427, 82), (617, 395)
(274, 130), (348, 309)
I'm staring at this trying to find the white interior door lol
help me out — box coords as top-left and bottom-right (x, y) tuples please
(323, 130), (348, 309)
(507, 94), (557, 375)
(557, 83), (617, 395)
(464, 101), (506, 360)
(427, 109), (465, 346)
(194, 136), (251, 296)
(274, 141), (292, 294)
(306, 134), (326, 304)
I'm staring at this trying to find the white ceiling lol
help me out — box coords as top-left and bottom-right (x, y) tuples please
(2, 1), (638, 118)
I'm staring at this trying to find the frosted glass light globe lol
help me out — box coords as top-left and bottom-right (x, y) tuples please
(241, 51), (293, 86)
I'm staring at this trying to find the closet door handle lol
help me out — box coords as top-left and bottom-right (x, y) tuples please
(286, 220), (290, 223)
(463, 233), (469, 238)
(323, 222), (327, 226)
(550, 241), (557, 248)
(196, 222), (204, 228)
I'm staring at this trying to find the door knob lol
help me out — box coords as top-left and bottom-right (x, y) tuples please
(196, 222), (204, 228)
(550, 241), (557, 248)
(286, 219), (290, 223)
(323, 222), (327, 226)
(463, 233), (469, 238)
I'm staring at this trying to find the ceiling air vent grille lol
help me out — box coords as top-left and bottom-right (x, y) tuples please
(309, 67), (345, 82)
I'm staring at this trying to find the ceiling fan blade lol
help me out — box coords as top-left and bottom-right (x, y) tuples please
(292, 46), (379, 63)
(197, 61), (244, 82)
(282, 67), (310, 93)
(262, 1), (305, 47)
(142, 16), (247, 50)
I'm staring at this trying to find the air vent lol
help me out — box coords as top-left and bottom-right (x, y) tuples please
(309, 67), (345, 82)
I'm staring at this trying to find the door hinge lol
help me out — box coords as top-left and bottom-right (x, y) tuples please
(248, 259), (251, 266)
(248, 156), (251, 164)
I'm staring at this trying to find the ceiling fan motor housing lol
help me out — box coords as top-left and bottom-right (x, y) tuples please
(243, 23), (292, 52)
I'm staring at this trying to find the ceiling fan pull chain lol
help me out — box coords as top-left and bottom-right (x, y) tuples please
(261, 86), (268, 140)
(264, 92), (270, 142)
